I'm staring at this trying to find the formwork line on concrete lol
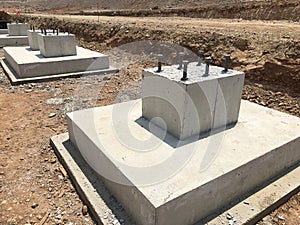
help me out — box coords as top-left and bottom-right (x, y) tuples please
(50, 133), (300, 225)
(0, 58), (119, 85)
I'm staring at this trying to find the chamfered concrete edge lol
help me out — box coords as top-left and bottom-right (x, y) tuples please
(0, 58), (119, 85)
(50, 132), (300, 225)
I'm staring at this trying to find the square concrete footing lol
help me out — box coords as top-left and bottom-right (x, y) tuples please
(51, 133), (300, 225)
(0, 34), (28, 47)
(1, 46), (118, 84)
(63, 100), (300, 225)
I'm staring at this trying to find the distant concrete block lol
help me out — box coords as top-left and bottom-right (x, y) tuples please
(142, 63), (245, 140)
(37, 33), (77, 57)
(8, 23), (28, 36)
(3, 46), (110, 78)
(0, 34), (28, 47)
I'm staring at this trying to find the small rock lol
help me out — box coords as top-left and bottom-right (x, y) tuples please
(103, 76), (110, 81)
(228, 220), (234, 225)
(1, 200), (7, 205)
(45, 98), (64, 105)
(31, 203), (39, 209)
(48, 113), (57, 118)
(278, 215), (285, 220)
(226, 213), (233, 220)
(243, 201), (250, 205)
(113, 219), (120, 225)
(82, 205), (88, 215)
(6, 219), (17, 225)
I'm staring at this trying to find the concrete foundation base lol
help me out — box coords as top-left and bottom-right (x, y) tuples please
(66, 100), (300, 225)
(0, 29), (8, 34)
(1, 46), (118, 84)
(50, 133), (300, 225)
(0, 34), (28, 47)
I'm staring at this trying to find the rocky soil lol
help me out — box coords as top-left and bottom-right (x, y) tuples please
(0, 10), (299, 225)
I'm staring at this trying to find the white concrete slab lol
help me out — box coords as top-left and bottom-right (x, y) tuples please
(67, 100), (300, 225)
(50, 133), (300, 225)
(142, 63), (245, 140)
(3, 46), (111, 78)
(0, 34), (28, 47)
(0, 29), (8, 34)
(0, 58), (118, 85)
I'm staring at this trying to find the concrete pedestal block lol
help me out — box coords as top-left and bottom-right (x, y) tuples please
(67, 100), (300, 225)
(8, 23), (28, 36)
(28, 30), (41, 50)
(142, 63), (245, 140)
(37, 33), (77, 57)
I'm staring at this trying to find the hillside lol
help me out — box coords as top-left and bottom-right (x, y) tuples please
(2, 0), (273, 11)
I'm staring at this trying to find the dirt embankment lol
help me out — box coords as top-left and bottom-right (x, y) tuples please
(19, 15), (300, 106)
(73, 0), (300, 21)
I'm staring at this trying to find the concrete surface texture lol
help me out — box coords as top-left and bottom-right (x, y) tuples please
(142, 63), (245, 140)
(7, 23), (28, 36)
(0, 29), (8, 34)
(0, 34), (28, 47)
(28, 30), (41, 50)
(37, 33), (77, 57)
(50, 132), (300, 225)
(3, 46), (109, 78)
(67, 99), (300, 225)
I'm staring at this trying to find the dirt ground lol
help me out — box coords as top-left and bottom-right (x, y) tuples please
(0, 13), (299, 225)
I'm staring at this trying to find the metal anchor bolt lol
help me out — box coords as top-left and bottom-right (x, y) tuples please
(178, 52), (185, 70)
(197, 50), (204, 66)
(223, 54), (230, 73)
(156, 54), (163, 73)
(204, 57), (212, 76)
(181, 60), (189, 81)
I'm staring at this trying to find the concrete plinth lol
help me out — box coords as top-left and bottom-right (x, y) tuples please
(142, 63), (245, 140)
(8, 23), (28, 36)
(2, 46), (117, 81)
(0, 34), (28, 47)
(67, 100), (300, 225)
(37, 33), (77, 57)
